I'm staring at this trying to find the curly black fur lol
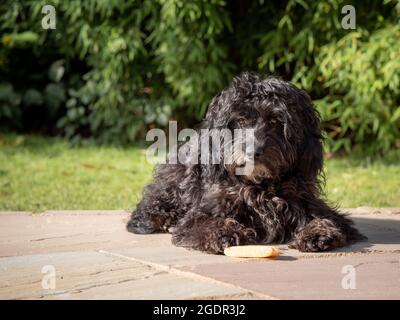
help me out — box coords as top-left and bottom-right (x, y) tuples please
(127, 72), (366, 254)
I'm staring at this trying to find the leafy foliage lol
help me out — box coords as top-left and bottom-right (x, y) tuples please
(0, 0), (399, 154)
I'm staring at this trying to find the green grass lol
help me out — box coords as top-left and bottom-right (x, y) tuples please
(324, 153), (400, 207)
(0, 133), (399, 211)
(0, 134), (152, 212)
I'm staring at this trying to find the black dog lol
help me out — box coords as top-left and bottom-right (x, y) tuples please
(127, 72), (365, 254)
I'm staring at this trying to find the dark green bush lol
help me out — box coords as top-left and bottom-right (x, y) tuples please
(0, 0), (399, 154)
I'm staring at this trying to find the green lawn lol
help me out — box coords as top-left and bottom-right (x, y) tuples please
(0, 134), (399, 211)
(0, 134), (153, 212)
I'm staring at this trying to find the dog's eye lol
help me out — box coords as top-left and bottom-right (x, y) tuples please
(269, 119), (277, 125)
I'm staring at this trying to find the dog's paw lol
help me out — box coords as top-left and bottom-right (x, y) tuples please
(218, 233), (241, 252)
(126, 216), (156, 234)
(289, 234), (335, 252)
(289, 218), (347, 252)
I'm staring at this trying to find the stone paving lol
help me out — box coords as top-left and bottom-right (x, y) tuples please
(0, 208), (399, 299)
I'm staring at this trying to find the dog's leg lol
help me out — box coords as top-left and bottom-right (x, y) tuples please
(127, 164), (192, 234)
(290, 217), (347, 252)
(289, 203), (366, 252)
(127, 202), (163, 234)
(127, 193), (165, 234)
(127, 183), (182, 234)
(172, 213), (258, 254)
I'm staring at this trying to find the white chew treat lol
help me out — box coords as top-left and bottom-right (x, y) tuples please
(224, 245), (280, 258)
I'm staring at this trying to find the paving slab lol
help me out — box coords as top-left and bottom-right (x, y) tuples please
(177, 253), (400, 299)
(0, 211), (135, 257)
(81, 210), (400, 269)
(0, 251), (255, 299)
(0, 209), (399, 299)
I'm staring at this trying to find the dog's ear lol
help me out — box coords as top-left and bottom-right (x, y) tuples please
(296, 97), (324, 181)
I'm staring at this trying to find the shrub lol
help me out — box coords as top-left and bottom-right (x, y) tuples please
(0, 0), (399, 154)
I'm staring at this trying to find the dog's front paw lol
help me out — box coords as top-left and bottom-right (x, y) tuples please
(289, 234), (336, 252)
(219, 233), (241, 250)
(217, 229), (258, 253)
(289, 218), (347, 252)
(126, 215), (157, 234)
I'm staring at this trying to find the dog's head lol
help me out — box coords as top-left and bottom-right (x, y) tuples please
(202, 72), (323, 184)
